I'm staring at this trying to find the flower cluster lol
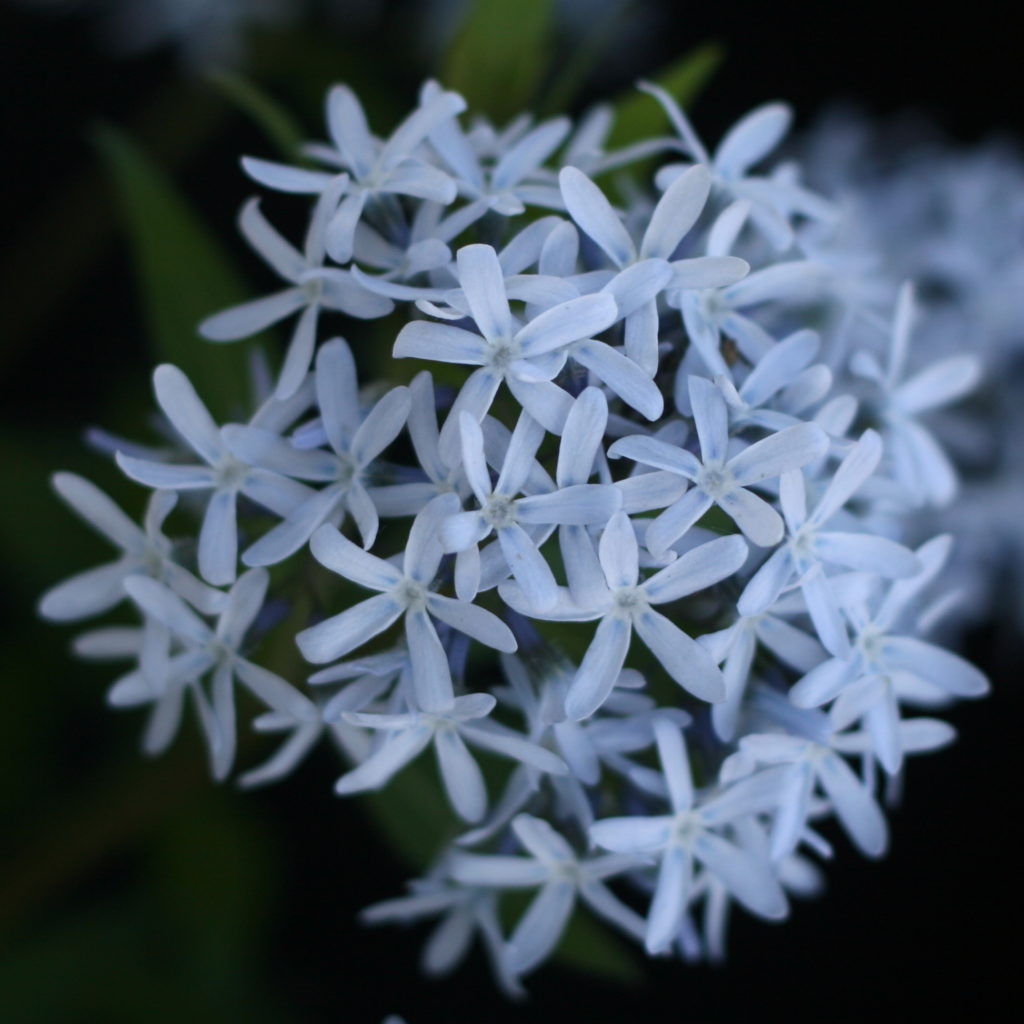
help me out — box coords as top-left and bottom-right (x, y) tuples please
(41, 80), (990, 992)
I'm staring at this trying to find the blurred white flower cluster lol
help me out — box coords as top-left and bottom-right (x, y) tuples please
(799, 111), (1024, 633)
(42, 81), (993, 992)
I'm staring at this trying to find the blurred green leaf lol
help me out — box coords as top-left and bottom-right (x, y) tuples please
(442, 0), (554, 121)
(207, 68), (306, 160)
(150, 791), (276, 989)
(362, 761), (454, 871)
(93, 125), (254, 421)
(553, 907), (643, 984)
(608, 42), (723, 150)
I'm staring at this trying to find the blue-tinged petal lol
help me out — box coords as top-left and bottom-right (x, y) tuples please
(459, 724), (567, 774)
(450, 854), (549, 888)
(456, 244), (512, 340)
(435, 728), (487, 822)
(351, 385), (411, 466)
(718, 487), (784, 547)
(641, 163), (710, 259)
(242, 484), (344, 566)
(741, 329), (819, 406)
(39, 561), (133, 621)
(590, 815), (673, 854)
(564, 615), (632, 721)
(692, 830), (787, 919)
(508, 881), (576, 974)
(800, 569), (851, 659)
(124, 576), (210, 645)
(817, 752), (887, 857)
(813, 532), (920, 578)
(615, 470), (689, 514)
(598, 510), (638, 589)
(645, 845), (691, 954)
(809, 430), (882, 527)
(737, 547), (793, 616)
(645, 489), (713, 557)
(52, 472), (146, 552)
(644, 534), (748, 604)
(428, 594), (516, 653)
(688, 375), (729, 463)
(729, 423), (829, 486)
(493, 117), (570, 189)
(153, 364), (225, 466)
(635, 608), (726, 702)
(394, 320), (487, 365)
(325, 84), (375, 178)
(607, 434), (700, 478)
(715, 103), (792, 179)
(558, 166), (635, 267)
(498, 524), (558, 611)
(240, 156), (335, 194)
(334, 725), (434, 793)
(238, 198), (304, 281)
(199, 288), (306, 342)
(880, 637), (990, 698)
(495, 413), (545, 496)
(296, 593), (403, 664)
(515, 293), (617, 358)
(601, 260), (671, 319)
(654, 716), (693, 813)
(557, 386), (607, 487)
(309, 523), (401, 590)
(506, 378), (572, 436)
(572, 341), (664, 421)
(669, 255), (749, 290)
(517, 484), (620, 527)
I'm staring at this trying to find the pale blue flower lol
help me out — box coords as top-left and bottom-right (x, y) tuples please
(116, 364), (314, 585)
(590, 717), (788, 953)
(610, 375), (829, 554)
(394, 243), (618, 435)
(123, 568), (315, 780)
(337, 693), (566, 822)
(501, 511), (746, 718)
(296, 498), (516, 712)
(223, 338), (411, 564)
(450, 814), (647, 975)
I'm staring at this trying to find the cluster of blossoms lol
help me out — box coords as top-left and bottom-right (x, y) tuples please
(41, 80), (992, 993)
(798, 111), (1024, 634)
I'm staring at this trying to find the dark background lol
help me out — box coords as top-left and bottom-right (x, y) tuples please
(1, 1), (1020, 1021)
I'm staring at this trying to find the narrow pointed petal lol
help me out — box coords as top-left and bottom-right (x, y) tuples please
(436, 729), (487, 821)
(456, 244), (512, 340)
(729, 423), (830, 486)
(810, 430), (882, 527)
(309, 523), (401, 590)
(515, 293), (618, 358)
(199, 288), (306, 342)
(641, 164), (710, 258)
(124, 576), (210, 645)
(715, 103), (792, 178)
(335, 725), (434, 793)
(644, 534), (748, 604)
(634, 608), (727, 702)
(428, 594), (517, 652)
(718, 487), (784, 547)
(558, 166), (635, 266)
(693, 831), (787, 918)
(817, 753), (888, 857)
(565, 615), (632, 720)
(52, 473), (145, 552)
(296, 593), (403, 663)
(645, 489), (713, 557)
(645, 845), (691, 953)
(688, 375), (730, 463)
(572, 341), (664, 421)
(508, 881), (576, 974)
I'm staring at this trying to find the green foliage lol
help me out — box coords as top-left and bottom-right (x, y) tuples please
(206, 68), (306, 160)
(608, 42), (723, 150)
(442, 0), (554, 121)
(93, 125), (255, 421)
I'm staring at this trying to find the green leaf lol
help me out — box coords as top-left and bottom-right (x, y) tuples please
(552, 907), (643, 984)
(608, 42), (724, 151)
(442, 0), (554, 121)
(362, 761), (454, 871)
(206, 68), (306, 160)
(93, 124), (255, 420)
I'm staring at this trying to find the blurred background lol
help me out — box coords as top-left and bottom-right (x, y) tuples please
(1, 1), (1020, 1020)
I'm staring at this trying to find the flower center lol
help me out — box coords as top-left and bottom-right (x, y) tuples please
(697, 460), (734, 498)
(483, 493), (517, 529)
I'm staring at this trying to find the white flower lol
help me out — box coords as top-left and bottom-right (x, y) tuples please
(610, 375), (830, 554)
(116, 364), (313, 585)
(502, 511), (746, 719)
(199, 190), (393, 399)
(590, 717), (788, 953)
(296, 497), (517, 712)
